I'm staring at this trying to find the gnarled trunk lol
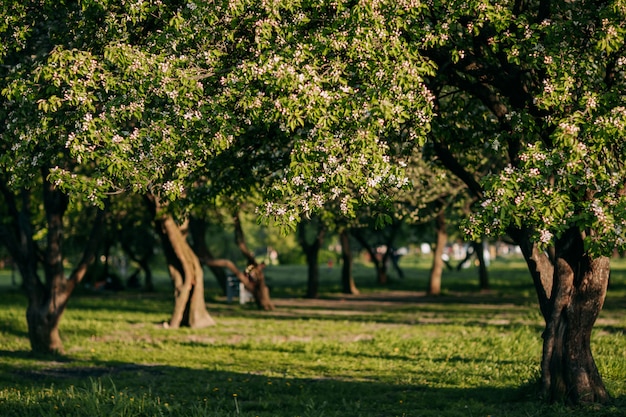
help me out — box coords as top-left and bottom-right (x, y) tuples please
(542, 230), (609, 404)
(513, 226), (610, 404)
(147, 195), (215, 328)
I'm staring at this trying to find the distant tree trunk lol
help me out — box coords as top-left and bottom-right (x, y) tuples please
(233, 211), (274, 310)
(140, 258), (154, 291)
(297, 217), (326, 299)
(102, 238), (112, 279)
(0, 174), (104, 354)
(511, 226), (609, 404)
(475, 240), (489, 291)
(188, 215), (267, 306)
(98, 233), (124, 290)
(122, 243), (154, 291)
(428, 210), (447, 295)
(189, 216), (228, 295)
(352, 230), (388, 285)
(121, 236), (154, 291)
(339, 229), (359, 295)
(390, 249), (405, 280)
(147, 194), (215, 328)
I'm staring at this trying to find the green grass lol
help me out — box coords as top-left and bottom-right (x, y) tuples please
(0, 256), (625, 416)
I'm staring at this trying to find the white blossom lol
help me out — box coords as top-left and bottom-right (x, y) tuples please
(539, 229), (553, 244)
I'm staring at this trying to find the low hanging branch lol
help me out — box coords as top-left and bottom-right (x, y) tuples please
(232, 211), (274, 311)
(187, 214), (273, 310)
(233, 211), (257, 264)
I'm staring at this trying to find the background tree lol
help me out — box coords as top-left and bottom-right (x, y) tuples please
(338, 227), (359, 295)
(297, 215), (326, 299)
(114, 194), (158, 291)
(232, 211), (274, 310)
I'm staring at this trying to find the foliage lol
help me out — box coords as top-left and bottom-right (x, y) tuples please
(2, 0), (626, 246)
(0, 0), (435, 227)
(422, 0), (626, 255)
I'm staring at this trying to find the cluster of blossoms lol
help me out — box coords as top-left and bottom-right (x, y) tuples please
(465, 128), (626, 254)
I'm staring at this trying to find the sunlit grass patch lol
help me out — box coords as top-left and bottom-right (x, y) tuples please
(1, 257), (625, 416)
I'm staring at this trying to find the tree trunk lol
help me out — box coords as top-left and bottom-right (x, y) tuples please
(189, 216), (228, 294)
(147, 195), (215, 328)
(428, 210), (446, 296)
(474, 240), (489, 291)
(298, 218), (325, 299)
(305, 253), (320, 298)
(512, 226), (610, 404)
(29, 179), (71, 354)
(23, 260), (65, 354)
(233, 211), (274, 310)
(390, 250), (405, 280)
(352, 230), (388, 285)
(138, 257), (154, 292)
(541, 229), (609, 404)
(121, 238), (154, 291)
(339, 229), (359, 295)
(0, 173), (105, 354)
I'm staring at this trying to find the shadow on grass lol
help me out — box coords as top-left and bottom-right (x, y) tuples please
(0, 349), (76, 364)
(0, 319), (29, 339)
(1, 361), (624, 417)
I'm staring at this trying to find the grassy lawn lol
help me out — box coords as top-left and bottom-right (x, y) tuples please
(0, 255), (625, 416)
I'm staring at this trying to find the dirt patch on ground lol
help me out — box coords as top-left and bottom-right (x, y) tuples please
(264, 289), (527, 310)
(229, 290), (530, 320)
(271, 290), (430, 310)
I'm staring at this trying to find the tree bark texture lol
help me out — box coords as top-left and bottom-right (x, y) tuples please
(428, 210), (447, 296)
(514, 227), (610, 404)
(339, 229), (359, 295)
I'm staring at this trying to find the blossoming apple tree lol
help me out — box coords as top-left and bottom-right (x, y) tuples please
(0, 0), (226, 352)
(418, 0), (626, 404)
